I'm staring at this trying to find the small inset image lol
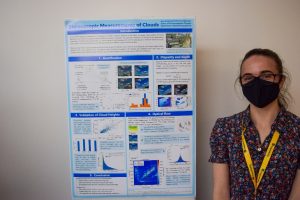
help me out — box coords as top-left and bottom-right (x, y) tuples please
(134, 65), (149, 76)
(174, 84), (188, 95)
(158, 97), (172, 107)
(135, 78), (149, 89)
(118, 65), (132, 76)
(166, 33), (192, 48)
(178, 119), (192, 132)
(118, 78), (132, 89)
(175, 96), (191, 108)
(129, 143), (138, 150)
(158, 85), (172, 95)
(133, 160), (159, 185)
(129, 134), (138, 142)
(128, 125), (138, 133)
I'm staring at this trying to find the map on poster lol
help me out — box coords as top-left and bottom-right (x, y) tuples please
(65, 18), (196, 199)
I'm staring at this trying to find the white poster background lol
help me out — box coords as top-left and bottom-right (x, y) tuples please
(65, 18), (196, 199)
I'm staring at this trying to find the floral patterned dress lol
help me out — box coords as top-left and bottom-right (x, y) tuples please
(209, 107), (300, 200)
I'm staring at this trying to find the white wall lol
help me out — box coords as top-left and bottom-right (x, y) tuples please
(0, 1), (300, 200)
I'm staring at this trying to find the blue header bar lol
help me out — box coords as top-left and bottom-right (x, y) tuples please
(73, 173), (127, 177)
(69, 55), (153, 62)
(154, 55), (192, 60)
(126, 111), (193, 117)
(70, 111), (192, 118)
(69, 55), (192, 62)
(71, 112), (125, 118)
(67, 28), (192, 35)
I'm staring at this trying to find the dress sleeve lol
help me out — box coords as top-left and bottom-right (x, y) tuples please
(298, 120), (300, 169)
(209, 118), (229, 163)
(298, 153), (300, 169)
(298, 141), (300, 169)
(298, 139), (300, 169)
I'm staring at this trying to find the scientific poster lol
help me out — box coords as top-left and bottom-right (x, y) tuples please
(65, 18), (196, 199)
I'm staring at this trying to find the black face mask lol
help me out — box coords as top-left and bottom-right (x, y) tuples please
(241, 77), (280, 108)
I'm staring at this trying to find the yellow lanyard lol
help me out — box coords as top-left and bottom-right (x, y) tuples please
(241, 128), (280, 195)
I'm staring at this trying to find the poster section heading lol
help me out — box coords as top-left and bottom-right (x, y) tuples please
(68, 55), (192, 62)
(71, 111), (193, 118)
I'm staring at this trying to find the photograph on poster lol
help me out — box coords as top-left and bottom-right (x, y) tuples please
(135, 78), (149, 89)
(118, 78), (132, 89)
(174, 84), (188, 95)
(166, 33), (192, 48)
(118, 65), (132, 76)
(134, 65), (149, 76)
(129, 143), (138, 150)
(158, 97), (172, 107)
(158, 84), (172, 95)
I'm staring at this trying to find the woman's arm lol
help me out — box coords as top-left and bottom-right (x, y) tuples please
(289, 169), (300, 200)
(212, 163), (230, 200)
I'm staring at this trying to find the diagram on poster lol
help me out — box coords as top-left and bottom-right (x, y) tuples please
(65, 18), (196, 199)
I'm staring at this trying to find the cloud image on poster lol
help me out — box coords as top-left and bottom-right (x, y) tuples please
(135, 78), (149, 89)
(118, 65), (132, 76)
(134, 65), (149, 76)
(158, 85), (172, 95)
(118, 78), (132, 89)
(158, 97), (171, 107)
(174, 84), (188, 95)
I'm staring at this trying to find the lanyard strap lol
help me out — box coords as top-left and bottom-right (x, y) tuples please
(241, 128), (280, 194)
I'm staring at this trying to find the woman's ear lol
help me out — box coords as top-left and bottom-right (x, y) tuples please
(279, 75), (286, 89)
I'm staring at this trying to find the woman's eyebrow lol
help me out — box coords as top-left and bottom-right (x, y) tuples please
(260, 70), (274, 74)
(241, 70), (276, 77)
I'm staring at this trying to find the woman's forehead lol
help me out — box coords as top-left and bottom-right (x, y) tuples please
(241, 55), (278, 74)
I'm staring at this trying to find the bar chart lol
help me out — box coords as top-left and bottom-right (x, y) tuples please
(130, 93), (151, 108)
(76, 139), (97, 152)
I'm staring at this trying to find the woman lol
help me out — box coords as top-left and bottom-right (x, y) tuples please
(209, 48), (300, 200)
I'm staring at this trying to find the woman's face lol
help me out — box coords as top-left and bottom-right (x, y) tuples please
(240, 55), (285, 108)
(241, 55), (282, 85)
(240, 55), (284, 87)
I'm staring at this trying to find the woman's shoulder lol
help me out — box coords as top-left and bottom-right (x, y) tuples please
(274, 108), (300, 141)
(211, 109), (247, 141)
(214, 109), (246, 127)
(281, 109), (300, 127)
